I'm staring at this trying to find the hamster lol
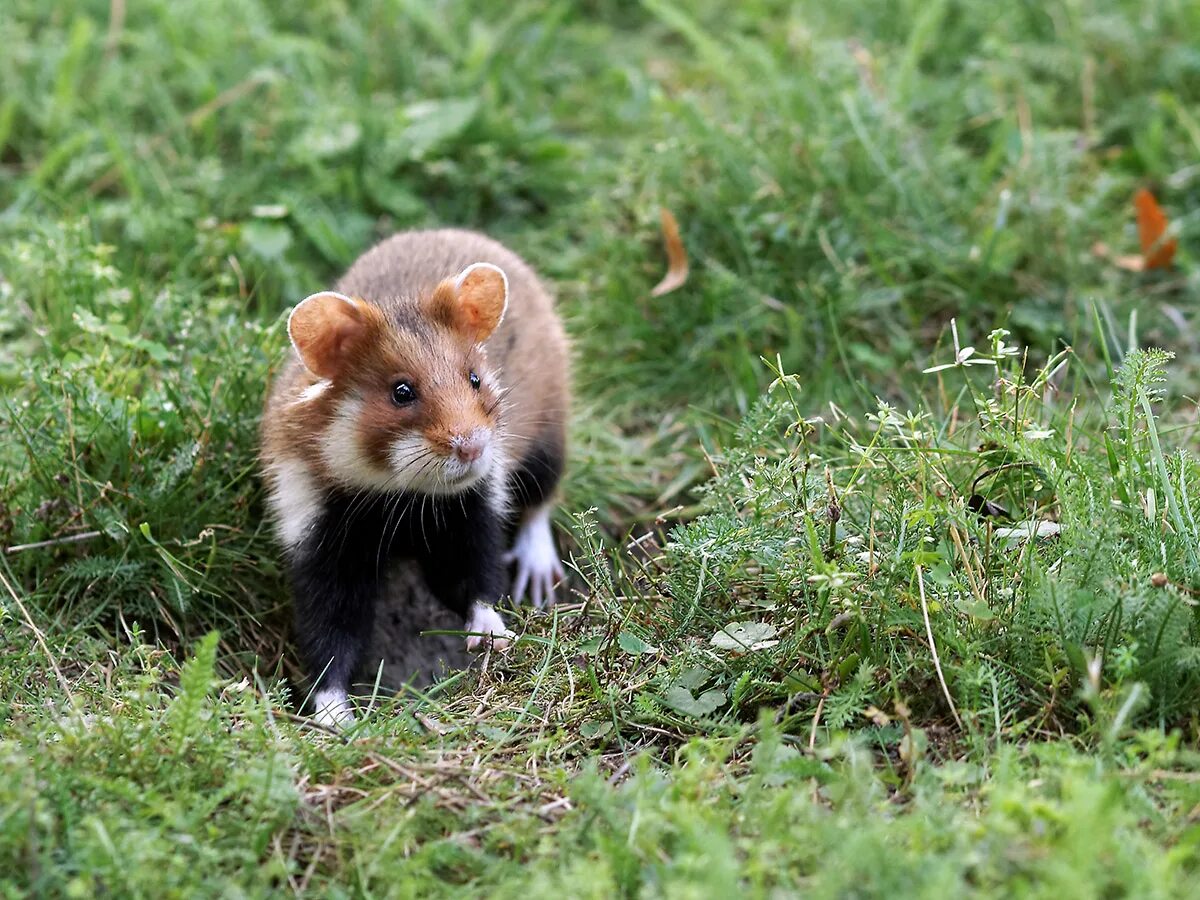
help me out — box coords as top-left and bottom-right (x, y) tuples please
(259, 229), (569, 726)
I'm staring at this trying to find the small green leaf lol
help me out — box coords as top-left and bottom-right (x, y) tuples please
(363, 169), (427, 220)
(580, 720), (613, 739)
(476, 724), (511, 743)
(241, 221), (292, 260)
(711, 621), (778, 652)
(577, 635), (603, 655)
(927, 562), (956, 585)
(962, 598), (995, 621)
(837, 653), (861, 681)
(401, 97), (480, 159)
(662, 686), (726, 718)
(783, 670), (821, 693)
(73, 310), (171, 362)
(290, 120), (361, 161)
(618, 630), (659, 655)
(288, 204), (373, 267)
(674, 666), (711, 691)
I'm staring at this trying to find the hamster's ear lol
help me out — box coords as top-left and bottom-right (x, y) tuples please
(429, 263), (509, 341)
(287, 291), (380, 379)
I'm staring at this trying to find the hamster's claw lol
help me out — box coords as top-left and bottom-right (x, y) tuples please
(511, 554), (564, 610)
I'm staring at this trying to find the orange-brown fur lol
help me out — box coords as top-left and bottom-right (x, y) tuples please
(261, 229), (569, 498)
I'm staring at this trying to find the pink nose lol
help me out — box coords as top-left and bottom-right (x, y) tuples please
(453, 434), (488, 463)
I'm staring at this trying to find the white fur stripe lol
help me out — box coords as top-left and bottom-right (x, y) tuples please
(296, 380), (330, 403)
(267, 460), (323, 548)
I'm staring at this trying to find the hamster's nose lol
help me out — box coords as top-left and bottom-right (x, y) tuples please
(453, 432), (489, 463)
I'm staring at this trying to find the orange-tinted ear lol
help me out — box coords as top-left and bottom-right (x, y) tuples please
(429, 263), (509, 341)
(287, 291), (379, 379)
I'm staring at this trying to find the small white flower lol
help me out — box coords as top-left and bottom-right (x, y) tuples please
(923, 319), (999, 373)
(807, 571), (858, 589)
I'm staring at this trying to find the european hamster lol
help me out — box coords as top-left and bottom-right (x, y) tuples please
(260, 229), (569, 726)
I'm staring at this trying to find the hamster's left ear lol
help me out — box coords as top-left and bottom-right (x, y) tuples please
(288, 291), (383, 380)
(429, 263), (509, 341)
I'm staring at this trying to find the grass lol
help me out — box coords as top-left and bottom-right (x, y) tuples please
(3, 0), (1200, 895)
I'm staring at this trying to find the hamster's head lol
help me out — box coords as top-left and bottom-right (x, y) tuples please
(287, 263), (509, 495)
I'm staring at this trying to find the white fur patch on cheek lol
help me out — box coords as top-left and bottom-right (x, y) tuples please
(388, 434), (440, 491)
(266, 460), (323, 549)
(320, 396), (393, 490)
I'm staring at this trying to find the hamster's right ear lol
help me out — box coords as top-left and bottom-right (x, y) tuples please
(287, 291), (381, 379)
(427, 263), (509, 342)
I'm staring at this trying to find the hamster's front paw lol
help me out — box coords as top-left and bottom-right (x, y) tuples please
(465, 603), (515, 652)
(311, 689), (355, 729)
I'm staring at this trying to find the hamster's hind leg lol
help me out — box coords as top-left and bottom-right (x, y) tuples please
(505, 502), (564, 609)
(504, 438), (565, 609)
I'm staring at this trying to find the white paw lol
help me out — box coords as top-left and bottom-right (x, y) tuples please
(465, 603), (515, 653)
(504, 504), (564, 609)
(311, 689), (354, 729)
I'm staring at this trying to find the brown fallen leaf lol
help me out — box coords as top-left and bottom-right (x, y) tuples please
(650, 207), (689, 297)
(1135, 187), (1177, 269)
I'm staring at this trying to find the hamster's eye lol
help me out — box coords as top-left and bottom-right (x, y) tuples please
(468, 371), (481, 391)
(391, 381), (417, 406)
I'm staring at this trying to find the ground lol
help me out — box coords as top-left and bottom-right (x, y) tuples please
(2, 0), (1200, 896)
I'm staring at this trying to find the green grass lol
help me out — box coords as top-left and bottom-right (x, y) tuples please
(3, 0), (1200, 895)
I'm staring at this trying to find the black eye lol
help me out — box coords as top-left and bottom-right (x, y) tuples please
(469, 371), (481, 391)
(392, 381), (417, 406)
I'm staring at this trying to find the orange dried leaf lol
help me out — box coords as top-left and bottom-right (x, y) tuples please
(650, 207), (689, 297)
(1134, 188), (1177, 269)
